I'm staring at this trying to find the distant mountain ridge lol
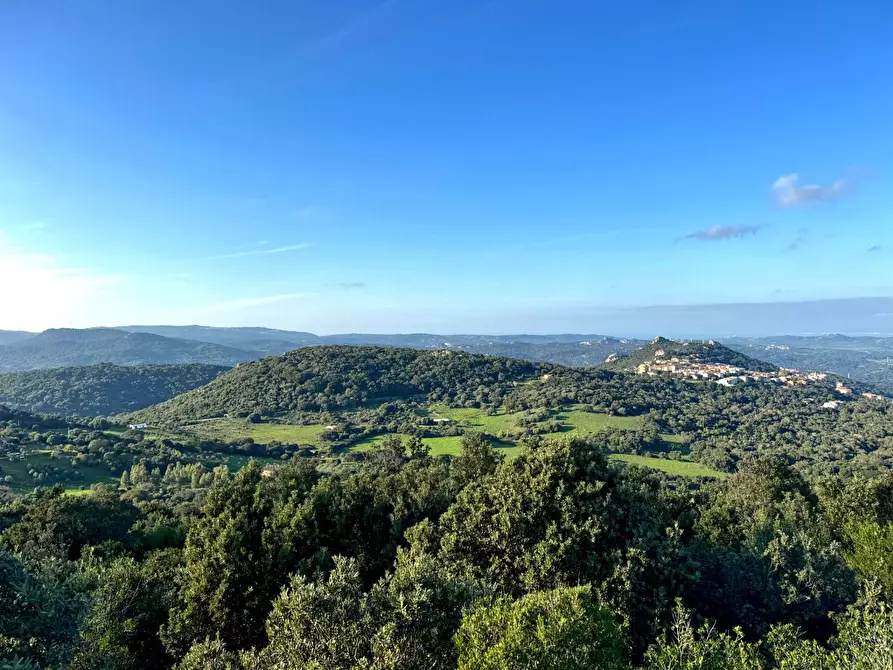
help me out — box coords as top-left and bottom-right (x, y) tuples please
(723, 335), (893, 390)
(2, 325), (892, 390)
(0, 328), (255, 372)
(0, 330), (35, 346)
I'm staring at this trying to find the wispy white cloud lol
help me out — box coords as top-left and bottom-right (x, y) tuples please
(202, 292), (318, 314)
(205, 243), (312, 260)
(772, 174), (848, 207)
(686, 225), (760, 241)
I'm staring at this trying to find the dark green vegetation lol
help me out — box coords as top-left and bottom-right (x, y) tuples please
(601, 336), (778, 373)
(0, 404), (288, 494)
(3, 344), (893, 667)
(127, 346), (545, 423)
(0, 328), (253, 372)
(125, 345), (893, 480)
(0, 363), (227, 416)
(6, 325), (893, 391)
(3, 436), (893, 668)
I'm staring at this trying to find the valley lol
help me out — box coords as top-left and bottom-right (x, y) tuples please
(1, 338), (891, 669)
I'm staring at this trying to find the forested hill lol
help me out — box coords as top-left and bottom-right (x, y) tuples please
(127, 346), (547, 423)
(0, 328), (255, 372)
(0, 363), (228, 416)
(0, 330), (35, 346)
(601, 336), (778, 373)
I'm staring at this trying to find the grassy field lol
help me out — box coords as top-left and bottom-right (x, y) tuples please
(347, 407), (646, 458)
(555, 409), (642, 433)
(427, 405), (520, 435)
(350, 433), (469, 457)
(115, 405), (684, 468)
(183, 418), (328, 445)
(609, 454), (726, 479)
(1, 450), (118, 493)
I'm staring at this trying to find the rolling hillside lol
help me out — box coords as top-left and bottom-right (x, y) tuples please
(126, 345), (546, 423)
(0, 330), (35, 346)
(0, 328), (256, 372)
(0, 362), (228, 416)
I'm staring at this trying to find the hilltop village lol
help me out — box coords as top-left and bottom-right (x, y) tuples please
(631, 345), (886, 402)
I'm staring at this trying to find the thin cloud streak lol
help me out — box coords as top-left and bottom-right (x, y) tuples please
(869, 245), (882, 252)
(205, 243), (312, 260)
(772, 173), (848, 207)
(685, 225), (760, 241)
(203, 292), (318, 313)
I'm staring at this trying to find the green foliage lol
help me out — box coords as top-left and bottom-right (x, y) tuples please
(691, 457), (857, 636)
(643, 602), (765, 670)
(175, 636), (249, 670)
(0, 363), (227, 416)
(0, 550), (89, 668)
(71, 550), (181, 669)
(454, 586), (626, 670)
(260, 556), (372, 669)
(129, 346), (543, 423)
(846, 521), (893, 591)
(4, 345), (893, 669)
(450, 432), (503, 486)
(431, 437), (687, 654)
(162, 461), (273, 655)
(2, 486), (139, 560)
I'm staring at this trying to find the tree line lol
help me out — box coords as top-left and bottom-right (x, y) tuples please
(2, 433), (893, 668)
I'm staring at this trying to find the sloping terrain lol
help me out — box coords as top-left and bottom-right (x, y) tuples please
(0, 362), (228, 416)
(126, 345), (546, 423)
(0, 328), (256, 371)
(0, 330), (35, 346)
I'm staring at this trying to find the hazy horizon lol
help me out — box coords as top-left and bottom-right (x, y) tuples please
(3, 296), (892, 340)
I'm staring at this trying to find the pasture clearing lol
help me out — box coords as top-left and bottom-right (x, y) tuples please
(609, 453), (726, 479)
(183, 418), (327, 445)
(0, 449), (117, 493)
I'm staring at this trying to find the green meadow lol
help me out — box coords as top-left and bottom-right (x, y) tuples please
(0, 449), (117, 494)
(609, 453), (726, 479)
(182, 418), (328, 445)
(108, 405), (714, 477)
(350, 433), (469, 457)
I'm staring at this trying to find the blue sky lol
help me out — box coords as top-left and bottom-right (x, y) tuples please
(1, 0), (891, 334)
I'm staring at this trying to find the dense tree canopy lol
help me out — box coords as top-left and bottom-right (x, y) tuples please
(0, 363), (227, 416)
(3, 345), (893, 668)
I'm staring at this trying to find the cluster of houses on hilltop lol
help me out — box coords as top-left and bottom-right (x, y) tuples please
(635, 358), (887, 402)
